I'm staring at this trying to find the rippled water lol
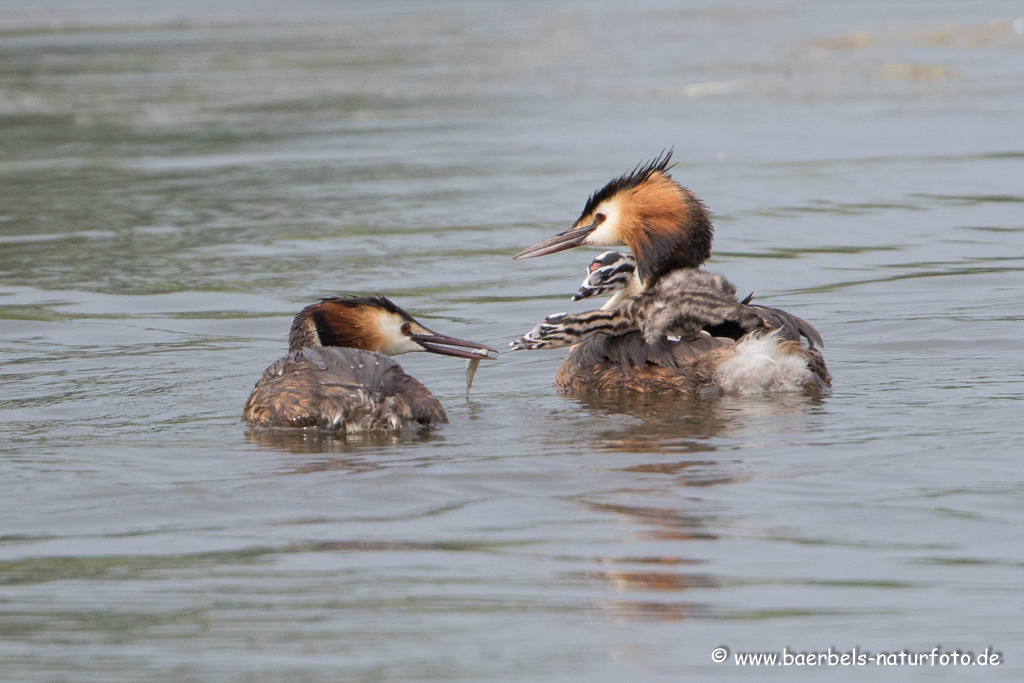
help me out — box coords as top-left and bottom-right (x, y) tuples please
(2, 1), (1024, 680)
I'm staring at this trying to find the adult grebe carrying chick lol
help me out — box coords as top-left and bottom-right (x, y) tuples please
(511, 152), (830, 394)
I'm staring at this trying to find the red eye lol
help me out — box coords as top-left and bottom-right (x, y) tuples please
(400, 322), (411, 335)
(594, 213), (606, 224)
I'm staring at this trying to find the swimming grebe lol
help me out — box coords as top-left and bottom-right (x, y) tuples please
(511, 152), (830, 394)
(244, 296), (496, 431)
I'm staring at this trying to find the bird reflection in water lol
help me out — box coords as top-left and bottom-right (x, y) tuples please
(567, 388), (824, 457)
(569, 391), (731, 455)
(567, 486), (721, 622)
(569, 394), (825, 622)
(244, 426), (443, 475)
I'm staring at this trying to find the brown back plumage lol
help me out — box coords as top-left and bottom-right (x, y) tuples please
(555, 332), (829, 395)
(243, 347), (447, 431)
(555, 332), (736, 392)
(516, 267), (830, 394)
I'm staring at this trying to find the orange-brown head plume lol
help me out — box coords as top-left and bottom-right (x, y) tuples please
(514, 150), (714, 285)
(287, 296), (497, 359)
(288, 296), (395, 353)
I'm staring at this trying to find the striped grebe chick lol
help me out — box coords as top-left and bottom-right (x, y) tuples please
(571, 250), (641, 307)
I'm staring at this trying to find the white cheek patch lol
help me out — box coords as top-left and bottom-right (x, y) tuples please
(378, 312), (418, 356)
(584, 203), (624, 247)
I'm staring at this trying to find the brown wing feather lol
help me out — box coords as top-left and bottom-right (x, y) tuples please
(555, 333), (736, 392)
(745, 305), (824, 348)
(702, 302), (824, 349)
(243, 347), (447, 431)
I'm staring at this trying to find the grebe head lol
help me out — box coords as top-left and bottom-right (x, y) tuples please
(572, 250), (637, 301)
(514, 150), (713, 285)
(288, 296), (497, 359)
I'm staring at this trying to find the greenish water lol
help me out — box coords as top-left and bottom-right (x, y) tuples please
(2, 1), (1024, 680)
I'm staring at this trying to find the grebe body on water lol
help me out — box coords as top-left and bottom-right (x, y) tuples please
(244, 296), (495, 432)
(512, 152), (830, 394)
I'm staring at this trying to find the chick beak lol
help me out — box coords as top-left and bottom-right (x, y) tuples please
(571, 286), (596, 302)
(411, 331), (498, 360)
(513, 219), (599, 259)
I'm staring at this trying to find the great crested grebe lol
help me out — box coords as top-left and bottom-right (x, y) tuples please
(244, 296), (496, 432)
(511, 152), (830, 394)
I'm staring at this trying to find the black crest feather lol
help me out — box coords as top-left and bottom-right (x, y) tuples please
(319, 295), (416, 322)
(576, 149), (675, 226)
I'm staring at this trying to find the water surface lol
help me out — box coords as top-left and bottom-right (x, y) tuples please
(2, 1), (1024, 680)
